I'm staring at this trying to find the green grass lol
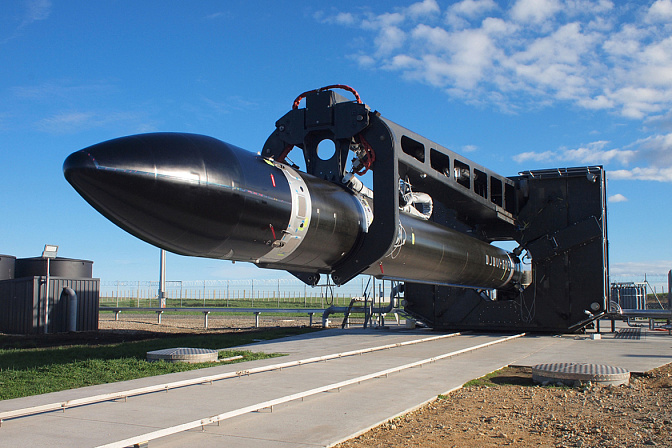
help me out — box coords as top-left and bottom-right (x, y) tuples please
(461, 366), (535, 389)
(0, 327), (318, 400)
(463, 369), (503, 388)
(99, 296), (355, 309)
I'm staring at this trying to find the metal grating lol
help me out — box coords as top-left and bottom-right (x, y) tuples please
(615, 328), (642, 340)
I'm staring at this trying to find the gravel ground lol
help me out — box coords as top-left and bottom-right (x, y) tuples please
(100, 313), (672, 447)
(337, 364), (672, 448)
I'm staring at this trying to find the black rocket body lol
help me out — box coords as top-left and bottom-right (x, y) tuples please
(64, 133), (523, 290)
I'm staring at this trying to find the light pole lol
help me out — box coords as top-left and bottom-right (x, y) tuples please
(41, 245), (58, 334)
(158, 249), (166, 308)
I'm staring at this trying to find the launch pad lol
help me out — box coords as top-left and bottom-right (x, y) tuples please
(0, 323), (668, 448)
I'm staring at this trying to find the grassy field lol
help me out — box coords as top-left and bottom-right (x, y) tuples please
(647, 292), (670, 309)
(99, 296), (357, 309)
(0, 327), (319, 401)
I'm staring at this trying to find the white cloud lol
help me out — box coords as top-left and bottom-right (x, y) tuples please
(10, 80), (119, 111)
(407, 25), (499, 90)
(513, 140), (636, 165)
(563, 0), (614, 17)
(450, 0), (498, 18)
(374, 25), (406, 55)
(609, 260), (672, 277)
(204, 12), (225, 20)
(635, 133), (672, 166)
(564, 144), (636, 165)
(646, 0), (672, 23)
(608, 166), (672, 182)
(385, 54), (420, 71)
(577, 95), (614, 110)
(36, 110), (150, 134)
(23, 0), (52, 26)
(362, 12), (405, 31)
(514, 133), (672, 182)
(407, 0), (440, 19)
(445, 0), (498, 28)
(510, 0), (562, 24)
(320, 1), (672, 120)
(321, 12), (356, 26)
(1, 0), (52, 44)
(356, 54), (377, 67)
(36, 111), (96, 133)
(513, 150), (556, 163)
(608, 193), (628, 202)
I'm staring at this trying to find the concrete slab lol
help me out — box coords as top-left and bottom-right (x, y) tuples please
(512, 327), (672, 373)
(0, 324), (669, 448)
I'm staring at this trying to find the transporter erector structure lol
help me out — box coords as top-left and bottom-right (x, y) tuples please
(64, 86), (608, 332)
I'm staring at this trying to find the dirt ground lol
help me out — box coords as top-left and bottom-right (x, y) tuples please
(97, 314), (672, 447)
(337, 364), (672, 448)
(98, 310), (316, 333)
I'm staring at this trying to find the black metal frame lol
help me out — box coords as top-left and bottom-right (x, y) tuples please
(263, 90), (400, 286)
(263, 88), (609, 332)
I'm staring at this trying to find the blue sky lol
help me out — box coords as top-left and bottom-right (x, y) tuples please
(1, 0), (671, 289)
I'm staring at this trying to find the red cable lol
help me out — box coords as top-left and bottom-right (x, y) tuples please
(353, 133), (376, 176)
(284, 85), (374, 176)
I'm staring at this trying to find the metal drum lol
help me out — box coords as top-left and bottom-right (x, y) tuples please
(15, 257), (93, 278)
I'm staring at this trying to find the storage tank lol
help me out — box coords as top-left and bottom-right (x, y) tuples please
(15, 257), (93, 278)
(0, 255), (16, 280)
(1, 256), (98, 334)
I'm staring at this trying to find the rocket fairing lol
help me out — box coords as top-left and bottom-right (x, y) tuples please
(64, 132), (525, 290)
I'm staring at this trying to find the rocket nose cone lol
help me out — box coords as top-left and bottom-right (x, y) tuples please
(63, 133), (244, 257)
(63, 149), (93, 172)
(63, 149), (96, 188)
(62, 134), (164, 224)
(62, 133), (291, 261)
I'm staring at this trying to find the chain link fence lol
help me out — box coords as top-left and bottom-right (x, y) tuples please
(100, 277), (389, 309)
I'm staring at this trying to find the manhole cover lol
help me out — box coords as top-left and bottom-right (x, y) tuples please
(147, 347), (219, 363)
(532, 363), (630, 386)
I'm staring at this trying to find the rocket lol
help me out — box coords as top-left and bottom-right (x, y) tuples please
(63, 132), (525, 291)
